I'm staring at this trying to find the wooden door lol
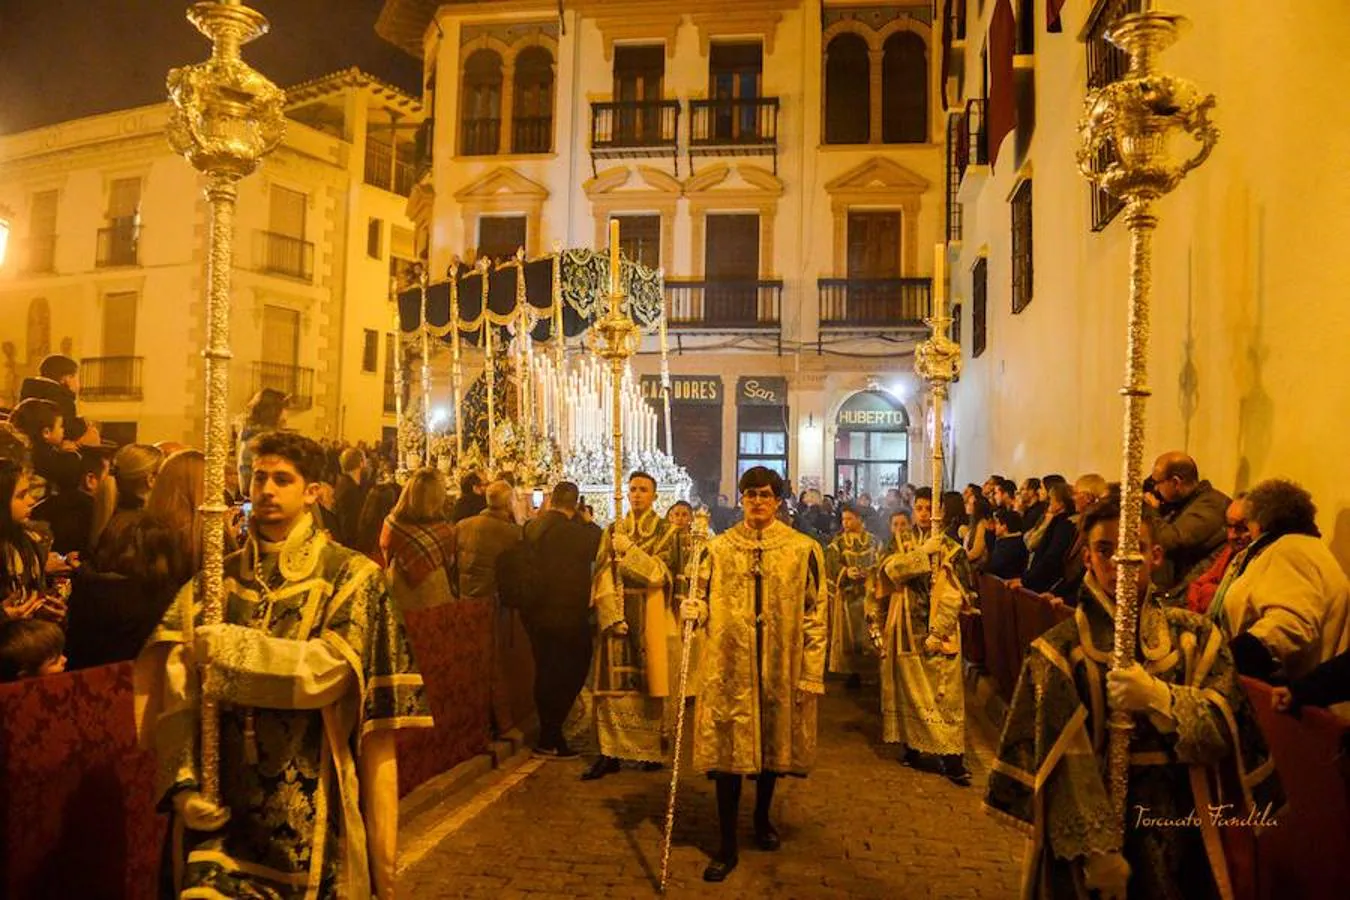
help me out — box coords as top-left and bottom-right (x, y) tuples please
(704, 215), (759, 325)
(847, 212), (902, 322)
(614, 45), (664, 144)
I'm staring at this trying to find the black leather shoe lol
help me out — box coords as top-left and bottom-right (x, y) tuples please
(902, 748), (943, 774)
(943, 758), (973, 787)
(580, 755), (620, 781)
(702, 855), (738, 882)
(753, 822), (781, 852)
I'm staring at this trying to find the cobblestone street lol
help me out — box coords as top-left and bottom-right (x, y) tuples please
(400, 683), (1025, 898)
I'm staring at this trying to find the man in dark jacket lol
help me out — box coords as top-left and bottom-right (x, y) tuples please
(1146, 452), (1230, 596)
(521, 482), (602, 758)
(457, 481), (523, 734)
(32, 447), (109, 556)
(332, 448), (369, 547)
(452, 470), (487, 522)
(20, 354), (95, 445)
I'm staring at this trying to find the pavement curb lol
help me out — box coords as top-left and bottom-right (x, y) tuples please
(399, 725), (537, 830)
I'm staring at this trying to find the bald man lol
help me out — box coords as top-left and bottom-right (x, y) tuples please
(1146, 452), (1230, 596)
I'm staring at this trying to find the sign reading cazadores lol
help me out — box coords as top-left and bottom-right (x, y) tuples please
(836, 389), (910, 431)
(639, 375), (723, 405)
(736, 376), (788, 407)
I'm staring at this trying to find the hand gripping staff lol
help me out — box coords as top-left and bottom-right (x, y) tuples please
(659, 510), (712, 892)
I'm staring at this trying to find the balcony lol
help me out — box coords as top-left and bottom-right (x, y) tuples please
(688, 98), (780, 173)
(364, 141), (416, 197)
(256, 230), (314, 282)
(589, 100), (681, 175)
(80, 356), (144, 402)
(512, 115), (553, 154)
(945, 114), (963, 243)
(460, 117), (501, 157)
(817, 278), (931, 331)
(955, 98), (989, 202)
(96, 221), (139, 268)
(414, 118), (434, 182)
(252, 361), (314, 411)
(665, 278), (782, 334)
(21, 235), (56, 274)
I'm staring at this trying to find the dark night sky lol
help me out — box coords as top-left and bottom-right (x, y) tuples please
(0, 0), (424, 135)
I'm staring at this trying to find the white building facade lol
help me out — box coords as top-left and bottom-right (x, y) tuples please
(378, 0), (951, 503)
(945, 0), (1350, 540)
(0, 69), (424, 448)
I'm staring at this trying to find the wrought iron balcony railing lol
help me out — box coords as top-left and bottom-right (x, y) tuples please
(414, 118), (435, 181)
(512, 115), (553, 154)
(96, 221), (139, 268)
(689, 97), (779, 148)
(460, 117), (501, 156)
(80, 356), (144, 401)
(818, 278), (932, 329)
(665, 278), (782, 331)
(591, 100), (681, 151)
(256, 230), (314, 281)
(946, 114), (964, 242)
(251, 361), (314, 411)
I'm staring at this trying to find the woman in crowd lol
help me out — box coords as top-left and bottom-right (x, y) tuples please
(940, 492), (967, 544)
(1019, 481), (1077, 595)
(961, 492), (992, 572)
(89, 442), (164, 571)
(381, 468), (457, 613)
(236, 387), (288, 491)
(1, 458), (49, 623)
(1220, 478), (1350, 683)
(66, 449), (220, 668)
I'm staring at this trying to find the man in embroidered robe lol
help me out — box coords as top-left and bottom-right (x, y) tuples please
(135, 432), (432, 900)
(680, 466), (827, 883)
(872, 487), (977, 785)
(825, 505), (882, 688)
(984, 500), (1281, 900)
(582, 471), (680, 780)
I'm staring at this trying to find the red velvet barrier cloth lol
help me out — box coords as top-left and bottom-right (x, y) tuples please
(1241, 677), (1350, 900)
(397, 599), (495, 797)
(977, 574), (1017, 701)
(0, 662), (165, 900)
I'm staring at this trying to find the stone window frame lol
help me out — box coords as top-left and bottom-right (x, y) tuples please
(584, 165), (680, 273)
(453, 166), (550, 259)
(684, 163), (784, 279)
(821, 17), (939, 147)
(457, 31), (559, 158)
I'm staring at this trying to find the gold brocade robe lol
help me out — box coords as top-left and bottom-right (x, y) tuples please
(871, 531), (973, 753)
(591, 508), (679, 761)
(825, 530), (882, 676)
(691, 520), (827, 776)
(133, 515), (433, 900)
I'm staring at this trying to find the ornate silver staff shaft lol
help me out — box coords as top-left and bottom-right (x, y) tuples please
(167, 0), (284, 805)
(659, 510), (711, 892)
(1076, 0), (1217, 835)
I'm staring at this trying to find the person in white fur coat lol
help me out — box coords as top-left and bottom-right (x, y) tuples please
(1219, 478), (1350, 687)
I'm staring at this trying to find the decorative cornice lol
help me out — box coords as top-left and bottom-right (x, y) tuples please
(453, 165), (550, 201)
(824, 155), (930, 194)
(285, 66), (423, 114)
(592, 13), (684, 61)
(690, 10), (785, 55)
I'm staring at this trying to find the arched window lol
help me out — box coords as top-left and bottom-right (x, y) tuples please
(824, 33), (870, 145)
(512, 46), (554, 154)
(461, 49), (503, 156)
(882, 32), (928, 144)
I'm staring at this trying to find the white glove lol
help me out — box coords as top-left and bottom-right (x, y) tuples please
(173, 790), (232, 832)
(1082, 851), (1130, 900)
(610, 621), (630, 636)
(680, 597), (708, 626)
(920, 535), (945, 556)
(611, 532), (634, 555)
(1107, 663), (1172, 717)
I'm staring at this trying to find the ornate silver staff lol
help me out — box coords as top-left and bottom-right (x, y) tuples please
(659, 509), (711, 892)
(418, 263), (433, 467)
(391, 276), (411, 484)
(450, 258), (464, 462)
(1076, 0), (1217, 833)
(166, 0), (284, 804)
(914, 244), (961, 542)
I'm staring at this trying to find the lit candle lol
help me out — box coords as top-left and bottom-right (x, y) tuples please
(609, 219), (621, 312)
(933, 242), (946, 318)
